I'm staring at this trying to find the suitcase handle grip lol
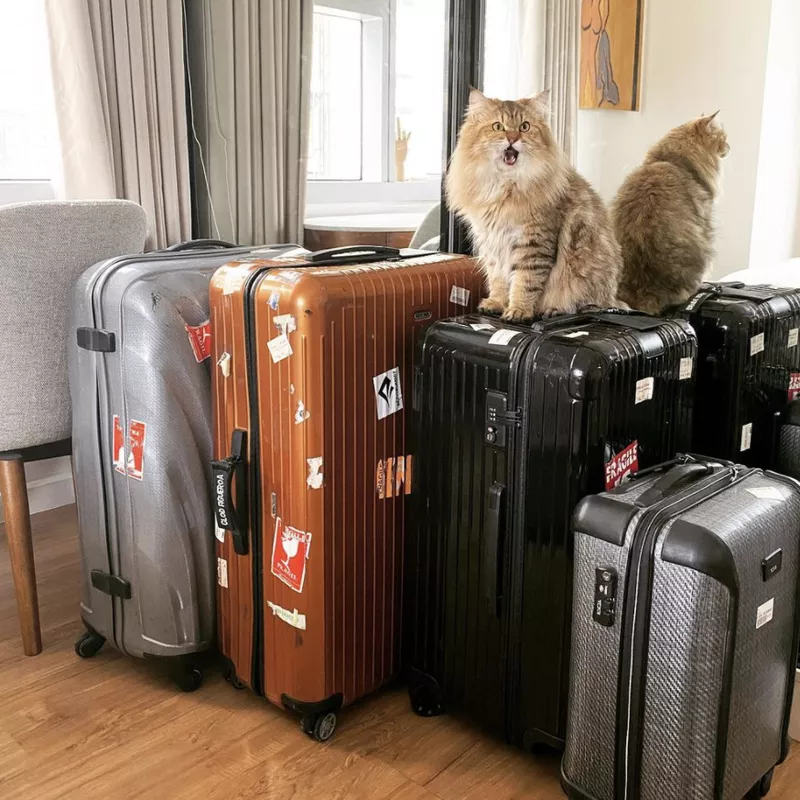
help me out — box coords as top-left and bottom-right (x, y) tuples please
(163, 239), (237, 252)
(211, 430), (249, 556)
(484, 483), (505, 614)
(530, 309), (661, 333)
(635, 463), (714, 508)
(307, 245), (400, 263)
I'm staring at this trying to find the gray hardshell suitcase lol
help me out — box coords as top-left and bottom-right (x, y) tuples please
(562, 458), (800, 800)
(68, 239), (295, 689)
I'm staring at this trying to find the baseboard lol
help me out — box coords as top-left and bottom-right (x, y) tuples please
(0, 467), (75, 523)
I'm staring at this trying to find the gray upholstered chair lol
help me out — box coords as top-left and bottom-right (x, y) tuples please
(0, 200), (148, 655)
(409, 202), (442, 251)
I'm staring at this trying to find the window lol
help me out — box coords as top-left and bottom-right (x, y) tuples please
(308, 0), (446, 185)
(0, 0), (59, 181)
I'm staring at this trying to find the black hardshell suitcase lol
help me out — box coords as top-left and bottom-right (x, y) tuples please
(562, 458), (800, 800)
(680, 282), (800, 469)
(405, 311), (697, 749)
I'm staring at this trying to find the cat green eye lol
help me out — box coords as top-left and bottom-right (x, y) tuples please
(519, 121), (530, 132)
(492, 122), (503, 131)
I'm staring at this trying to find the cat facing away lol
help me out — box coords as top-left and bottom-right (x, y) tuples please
(446, 89), (621, 322)
(613, 113), (730, 315)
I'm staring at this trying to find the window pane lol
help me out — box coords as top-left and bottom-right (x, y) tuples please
(0, 0), (59, 180)
(308, 9), (363, 181)
(394, 0), (446, 181)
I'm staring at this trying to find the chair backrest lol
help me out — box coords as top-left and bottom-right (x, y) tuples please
(0, 200), (148, 452)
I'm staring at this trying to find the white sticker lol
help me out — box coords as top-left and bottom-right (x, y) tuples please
(741, 422), (753, 452)
(679, 357), (693, 380)
(756, 598), (774, 629)
(470, 323), (495, 331)
(307, 457), (324, 489)
(746, 486), (785, 501)
(217, 352), (231, 378)
(217, 557), (228, 588)
(274, 314), (297, 335)
(373, 367), (404, 420)
(267, 333), (293, 363)
(268, 291), (280, 311)
(450, 285), (471, 306)
(635, 377), (654, 404)
(215, 522), (226, 543)
(266, 601), (307, 631)
(565, 331), (590, 339)
(789, 329), (799, 348)
(295, 400), (310, 425)
(289, 383), (296, 394)
(750, 333), (765, 356)
(222, 266), (248, 295)
(273, 269), (303, 284)
(488, 329), (522, 346)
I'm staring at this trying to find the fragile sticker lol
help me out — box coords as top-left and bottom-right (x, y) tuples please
(741, 422), (753, 452)
(756, 598), (774, 629)
(112, 416), (146, 480)
(789, 328), (798, 349)
(634, 377), (654, 404)
(470, 323), (495, 332)
(273, 314), (296, 336)
(789, 373), (800, 401)
(488, 329), (521, 346)
(185, 320), (212, 362)
(750, 332), (765, 356)
(604, 441), (639, 490)
(746, 486), (785, 501)
(271, 518), (312, 593)
(295, 400), (310, 424)
(373, 367), (404, 420)
(268, 291), (280, 311)
(679, 357), (693, 380)
(112, 415), (126, 475)
(450, 285), (471, 306)
(217, 557), (228, 588)
(268, 333), (293, 363)
(376, 455), (413, 499)
(267, 601), (306, 631)
(307, 457), (323, 490)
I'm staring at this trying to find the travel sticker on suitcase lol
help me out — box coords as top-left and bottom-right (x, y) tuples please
(604, 440), (639, 490)
(271, 518), (312, 592)
(185, 320), (212, 362)
(112, 416), (147, 481)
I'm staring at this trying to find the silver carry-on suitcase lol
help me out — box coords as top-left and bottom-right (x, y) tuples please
(68, 239), (295, 690)
(562, 457), (800, 800)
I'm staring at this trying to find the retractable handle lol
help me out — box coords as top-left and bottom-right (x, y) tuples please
(635, 462), (715, 508)
(211, 430), (249, 555)
(531, 308), (660, 334)
(484, 483), (505, 615)
(163, 239), (237, 252)
(307, 245), (400, 264)
(712, 282), (785, 303)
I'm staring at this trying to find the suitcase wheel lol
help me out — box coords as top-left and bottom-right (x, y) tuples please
(74, 630), (106, 659)
(223, 663), (247, 690)
(301, 711), (337, 743)
(174, 666), (204, 693)
(747, 768), (774, 798)
(409, 684), (444, 718)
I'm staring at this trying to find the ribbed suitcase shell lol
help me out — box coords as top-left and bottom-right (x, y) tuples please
(406, 312), (696, 748)
(562, 462), (800, 800)
(210, 250), (483, 719)
(681, 282), (800, 469)
(69, 243), (291, 662)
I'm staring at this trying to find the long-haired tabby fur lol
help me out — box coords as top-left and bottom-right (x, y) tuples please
(613, 113), (730, 315)
(446, 89), (621, 321)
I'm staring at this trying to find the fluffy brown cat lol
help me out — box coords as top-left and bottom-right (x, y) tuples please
(613, 113), (730, 315)
(446, 89), (621, 321)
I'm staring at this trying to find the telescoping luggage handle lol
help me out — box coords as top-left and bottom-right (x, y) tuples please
(484, 483), (505, 615)
(530, 308), (665, 333)
(211, 430), (248, 556)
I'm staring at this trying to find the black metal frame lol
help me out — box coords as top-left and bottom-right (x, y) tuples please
(0, 438), (71, 464)
(440, 0), (486, 254)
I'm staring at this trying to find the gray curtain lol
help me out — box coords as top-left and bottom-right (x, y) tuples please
(185, 0), (313, 245)
(45, 0), (192, 249)
(543, 0), (579, 163)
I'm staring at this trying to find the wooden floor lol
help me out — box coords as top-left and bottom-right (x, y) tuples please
(0, 508), (797, 800)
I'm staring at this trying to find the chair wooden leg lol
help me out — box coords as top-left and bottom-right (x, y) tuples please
(0, 455), (42, 656)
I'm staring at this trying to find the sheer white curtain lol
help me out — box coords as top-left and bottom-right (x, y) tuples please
(45, 0), (191, 249)
(483, 0), (578, 163)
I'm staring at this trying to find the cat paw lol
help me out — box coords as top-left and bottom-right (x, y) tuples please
(501, 307), (533, 324)
(540, 307), (573, 319)
(478, 297), (505, 316)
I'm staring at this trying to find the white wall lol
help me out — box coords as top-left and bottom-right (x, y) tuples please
(577, 0), (774, 278)
(749, 0), (800, 270)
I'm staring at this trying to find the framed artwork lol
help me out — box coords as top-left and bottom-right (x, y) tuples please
(580, 0), (645, 111)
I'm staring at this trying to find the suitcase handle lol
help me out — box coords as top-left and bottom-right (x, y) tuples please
(484, 483), (505, 614)
(530, 309), (662, 333)
(635, 463), (714, 508)
(307, 245), (400, 263)
(211, 430), (248, 556)
(163, 239), (237, 252)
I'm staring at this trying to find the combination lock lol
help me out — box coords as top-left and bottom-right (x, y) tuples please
(593, 567), (618, 627)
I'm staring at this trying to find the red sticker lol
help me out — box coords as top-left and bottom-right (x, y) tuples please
(112, 415), (125, 475)
(605, 441), (639, 490)
(376, 455), (413, 499)
(112, 416), (146, 480)
(270, 517), (312, 593)
(185, 320), (212, 362)
(789, 373), (800, 401)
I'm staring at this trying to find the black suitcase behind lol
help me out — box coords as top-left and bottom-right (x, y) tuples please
(405, 311), (696, 749)
(681, 282), (800, 469)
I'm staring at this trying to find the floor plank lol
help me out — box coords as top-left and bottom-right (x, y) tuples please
(0, 505), (796, 799)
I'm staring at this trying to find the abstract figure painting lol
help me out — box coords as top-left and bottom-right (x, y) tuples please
(580, 0), (645, 111)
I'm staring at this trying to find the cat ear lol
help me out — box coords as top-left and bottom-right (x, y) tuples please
(468, 87), (489, 113)
(698, 111), (720, 128)
(525, 89), (551, 117)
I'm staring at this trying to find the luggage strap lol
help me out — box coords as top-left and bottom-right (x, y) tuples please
(91, 569), (132, 599)
(211, 430), (249, 556)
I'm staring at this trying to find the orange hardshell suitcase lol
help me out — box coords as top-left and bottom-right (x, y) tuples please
(210, 245), (482, 740)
